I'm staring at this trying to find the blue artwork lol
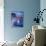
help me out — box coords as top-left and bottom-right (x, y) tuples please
(11, 11), (24, 27)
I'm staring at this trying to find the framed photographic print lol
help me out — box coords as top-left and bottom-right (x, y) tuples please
(11, 11), (24, 27)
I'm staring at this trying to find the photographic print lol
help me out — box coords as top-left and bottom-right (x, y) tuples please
(11, 11), (24, 27)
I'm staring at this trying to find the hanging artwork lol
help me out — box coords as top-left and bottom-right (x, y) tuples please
(11, 11), (24, 27)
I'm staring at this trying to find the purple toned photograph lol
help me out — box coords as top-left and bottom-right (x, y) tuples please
(11, 11), (24, 27)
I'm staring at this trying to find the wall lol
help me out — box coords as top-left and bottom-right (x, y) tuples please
(0, 0), (4, 42)
(40, 0), (46, 27)
(4, 0), (40, 42)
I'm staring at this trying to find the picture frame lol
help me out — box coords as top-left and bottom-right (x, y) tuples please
(11, 11), (24, 27)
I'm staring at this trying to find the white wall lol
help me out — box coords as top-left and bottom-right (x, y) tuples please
(0, 0), (4, 42)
